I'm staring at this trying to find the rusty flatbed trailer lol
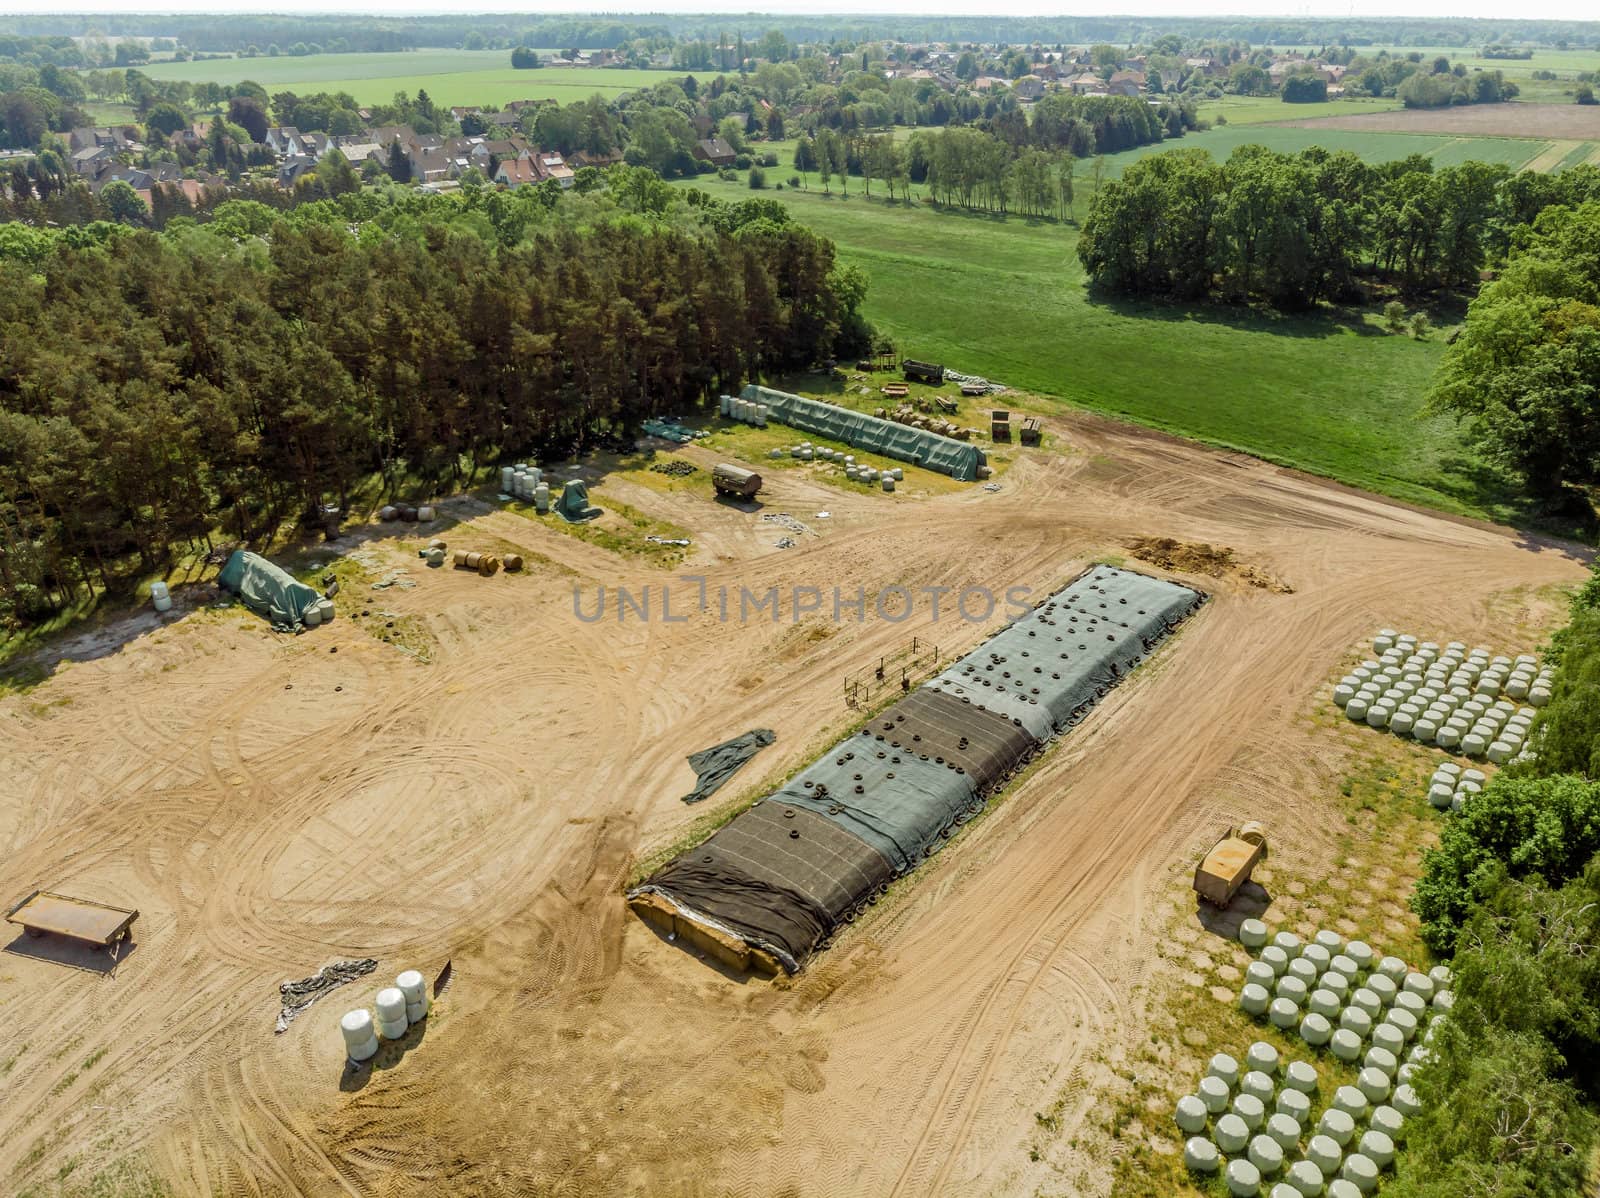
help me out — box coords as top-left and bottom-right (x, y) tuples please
(6, 890), (138, 949)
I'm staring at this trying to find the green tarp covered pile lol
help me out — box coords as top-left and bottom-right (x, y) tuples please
(740, 384), (987, 482)
(631, 566), (1206, 972)
(216, 549), (322, 632)
(555, 480), (602, 523)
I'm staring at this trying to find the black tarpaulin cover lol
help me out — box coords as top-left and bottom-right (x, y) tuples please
(636, 800), (894, 972)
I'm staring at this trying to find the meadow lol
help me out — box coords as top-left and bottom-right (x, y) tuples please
(1104, 122), (1554, 173)
(681, 129), (1543, 524)
(1195, 92), (1406, 126)
(139, 48), (705, 107)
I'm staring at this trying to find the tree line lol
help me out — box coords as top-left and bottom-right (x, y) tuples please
(1390, 566), (1600, 1197)
(0, 173), (869, 628)
(1429, 196), (1600, 507)
(1079, 147), (1600, 308)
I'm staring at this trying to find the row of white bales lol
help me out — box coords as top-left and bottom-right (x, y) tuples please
(1177, 924), (1450, 1196)
(1333, 631), (1552, 763)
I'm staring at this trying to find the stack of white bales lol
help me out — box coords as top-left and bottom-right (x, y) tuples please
(1183, 920), (1450, 1194)
(1332, 631), (1548, 761)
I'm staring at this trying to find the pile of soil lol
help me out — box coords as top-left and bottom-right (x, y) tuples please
(1124, 536), (1293, 593)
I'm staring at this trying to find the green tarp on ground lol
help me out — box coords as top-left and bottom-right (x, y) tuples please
(680, 728), (776, 804)
(216, 549), (322, 632)
(740, 384), (986, 482)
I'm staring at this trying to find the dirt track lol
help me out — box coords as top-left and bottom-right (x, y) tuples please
(0, 412), (1587, 1196)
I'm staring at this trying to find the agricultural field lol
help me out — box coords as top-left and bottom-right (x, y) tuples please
(1109, 120), (1556, 171)
(678, 153), (1539, 524)
(1195, 93), (1406, 127)
(1273, 100), (1600, 141)
(139, 48), (703, 107)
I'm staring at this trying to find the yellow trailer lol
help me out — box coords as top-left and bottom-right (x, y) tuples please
(1193, 823), (1268, 907)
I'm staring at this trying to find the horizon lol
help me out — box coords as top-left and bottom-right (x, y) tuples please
(7, 3), (1600, 24)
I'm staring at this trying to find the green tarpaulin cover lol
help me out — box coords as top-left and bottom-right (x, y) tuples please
(740, 384), (986, 482)
(681, 728), (776, 805)
(216, 549), (321, 632)
(926, 566), (1205, 736)
(556, 480), (602, 523)
(632, 567), (1205, 973)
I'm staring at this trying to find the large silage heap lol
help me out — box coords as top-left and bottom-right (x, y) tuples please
(630, 567), (1205, 974)
(926, 567), (1205, 734)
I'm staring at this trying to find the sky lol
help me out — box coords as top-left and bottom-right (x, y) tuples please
(9, 1), (1600, 18)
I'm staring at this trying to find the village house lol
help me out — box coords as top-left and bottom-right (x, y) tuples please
(569, 147), (624, 169)
(691, 136), (736, 167)
(264, 126), (302, 158)
(493, 156), (538, 187)
(406, 137), (450, 183)
(1107, 70), (1147, 97)
(534, 150), (574, 187)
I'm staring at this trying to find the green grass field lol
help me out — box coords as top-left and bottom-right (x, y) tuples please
(140, 49), (704, 107)
(1196, 93), (1406, 127)
(679, 155), (1538, 525)
(1108, 123), (1552, 173)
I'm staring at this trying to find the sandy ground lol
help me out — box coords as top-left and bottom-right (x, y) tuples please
(1272, 100), (1600, 139)
(0, 412), (1588, 1197)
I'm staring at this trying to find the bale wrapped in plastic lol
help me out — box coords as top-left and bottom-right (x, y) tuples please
(215, 549), (323, 632)
(555, 480), (602, 523)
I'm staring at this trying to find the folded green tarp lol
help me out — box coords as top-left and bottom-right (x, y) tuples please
(680, 728), (776, 804)
(216, 549), (322, 632)
(740, 384), (986, 481)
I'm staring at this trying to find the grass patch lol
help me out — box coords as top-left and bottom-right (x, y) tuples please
(1197, 93), (1406, 127)
(294, 550), (439, 663)
(674, 166), (1553, 530)
(2, 1043), (28, 1075)
(139, 50), (720, 108)
(1101, 742), (1441, 1196)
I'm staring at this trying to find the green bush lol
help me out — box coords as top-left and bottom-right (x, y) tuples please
(747, 166), (766, 190)
(1414, 774), (1600, 953)
(1532, 562), (1600, 774)
(733, 153), (753, 170)
(760, 151), (778, 167)
(1386, 1021), (1593, 1198)
(1449, 861), (1600, 1082)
